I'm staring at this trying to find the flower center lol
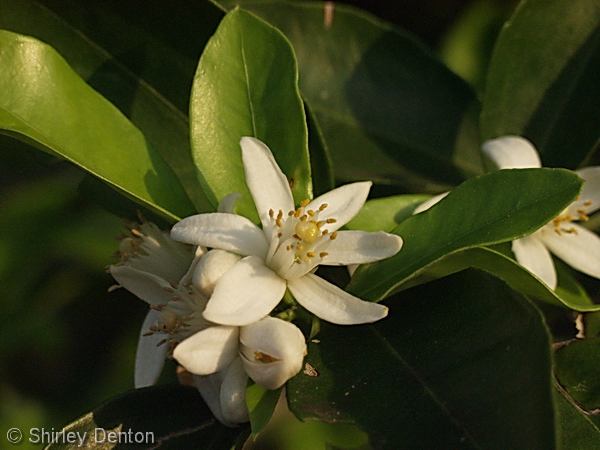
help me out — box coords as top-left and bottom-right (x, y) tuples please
(266, 199), (338, 279)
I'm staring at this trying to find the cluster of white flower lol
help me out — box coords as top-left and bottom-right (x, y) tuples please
(109, 137), (403, 426)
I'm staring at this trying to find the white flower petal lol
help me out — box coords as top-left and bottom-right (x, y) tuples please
(306, 181), (372, 231)
(239, 317), (306, 390)
(482, 136), (542, 169)
(288, 273), (388, 325)
(540, 224), (600, 280)
(412, 192), (449, 215)
(134, 309), (168, 388)
(171, 212), (269, 259)
(219, 358), (250, 424)
(173, 326), (239, 375)
(179, 246), (207, 287)
(321, 230), (403, 265)
(573, 166), (600, 215)
(109, 266), (174, 306)
(192, 249), (242, 297)
(241, 137), (295, 236)
(203, 256), (287, 326)
(512, 235), (557, 290)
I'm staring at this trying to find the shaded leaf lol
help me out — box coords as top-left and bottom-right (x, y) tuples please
(554, 390), (600, 449)
(345, 194), (432, 232)
(288, 270), (556, 448)
(555, 338), (600, 411)
(220, 0), (482, 191)
(44, 385), (249, 449)
(190, 8), (311, 221)
(0, 30), (193, 221)
(348, 168), (582, 301)
(481, 0), (600, 168)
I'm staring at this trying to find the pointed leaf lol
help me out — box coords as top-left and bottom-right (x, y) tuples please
(220, 0), (482, 190)
(190, 8), (311, 221)
(348, 168), (582, 301)
(0, 30), (193, 221)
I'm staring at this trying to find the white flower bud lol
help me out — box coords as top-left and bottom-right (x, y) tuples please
(192, 249), (242, 297)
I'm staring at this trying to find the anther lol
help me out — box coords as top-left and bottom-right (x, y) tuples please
(294, 208), (302, 218)
(278, 232), (283, 238)
(300, 199), (310, 207)
(307, 210), (315, 217)
(276, 218), (284, 227)
(169, 280), (179, 289)
(316, 220), (325, 228)
(293, 233), (301, 240)
(269, 209), (274, 218)
(319, 252), (329, 258)
(330, 231), (338, 240)
(297, 245), (304, 252)
(131, 229), (143, 237)
(142, 331), (154, 337)
(326, 218), (337, 224)
(319, 204), (328, 211)
(156, 339), (167, 347)
(306, 252), (315, 258)
(277, 210), (283, 220)
(108, 284), (121, 293)
(300, 215), (308, 221)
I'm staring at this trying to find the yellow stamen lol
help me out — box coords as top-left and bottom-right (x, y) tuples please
(300, 199), (310, 207)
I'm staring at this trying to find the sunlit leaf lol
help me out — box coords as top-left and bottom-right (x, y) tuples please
(190, 8), (311, 221)
(0, 30), (193, 221)
(348, 168), (582, 301)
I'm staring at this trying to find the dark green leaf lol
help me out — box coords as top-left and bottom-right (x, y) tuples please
(305, 101), (335, 197)
(555, 338), (600, 411)
(348, 168), (582, 301)
(44, 386), (249, 449)
(190, 8), (311, 221)
(0, 0), (220, 212)
(220, 0), (482, 190)
(554, 389), (600, 449)
(288, 270), (556, 448)
(481, 0), (600, 168)
(0, 30), (194, 221)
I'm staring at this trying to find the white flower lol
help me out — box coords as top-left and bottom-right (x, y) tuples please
(481, 136), (600, 289)
(109, 221), (209, 388)
(171, 137), (403, 326)
(110, 227), (307, 427)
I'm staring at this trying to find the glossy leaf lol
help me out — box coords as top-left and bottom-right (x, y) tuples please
(44, 386), (249, 449)
(0, 0), (220, 212)
(288, 270), (556, 448)
(405, 246), (599, 312)
(190, 8), (311, 221)
(0, 30), (194, 221)
(348, 168), (582, 301)
(481, 0), (600, 168)
(220, 0), (483, 190)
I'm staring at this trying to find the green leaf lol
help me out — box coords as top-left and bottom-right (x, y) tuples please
(399, 246), (600, 312)
(348, 168), (583, 301)
(245, 384), (281, 436)
(0, 30), (194, 221)
(554, 389), (600, 449)
(345, 194), (432, 232)
(44, 386), (249, 449)
(481, 0), (600, 168)
(220, 0), (482, 190)
(288, 270), (556, 448)
(190, 8), (311, 221)
(305, 101), (335, 197)
(555, 338), (600, 411)
(0, 0), (220, 212)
